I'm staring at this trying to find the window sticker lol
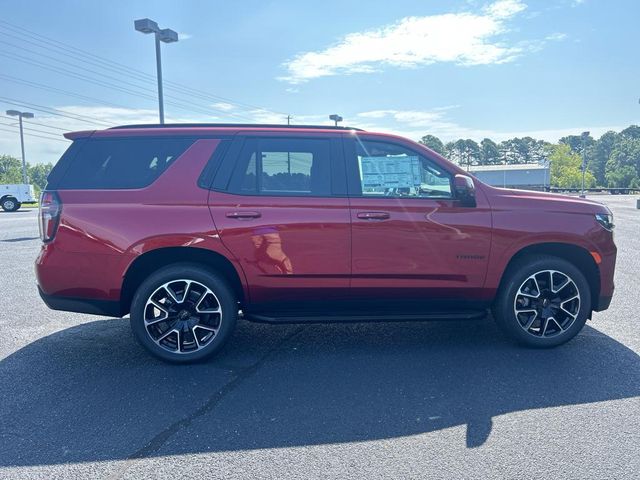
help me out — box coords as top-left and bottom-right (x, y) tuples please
(360, 156), (422, 194)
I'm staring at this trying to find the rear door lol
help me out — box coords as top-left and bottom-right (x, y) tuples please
(208, 133), (351, 311)
(344, 135), (492, 310)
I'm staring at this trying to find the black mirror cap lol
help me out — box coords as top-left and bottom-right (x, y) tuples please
(453, 174), (477, 207)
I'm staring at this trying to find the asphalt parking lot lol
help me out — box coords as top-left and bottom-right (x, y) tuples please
(0, 196), (638, 480)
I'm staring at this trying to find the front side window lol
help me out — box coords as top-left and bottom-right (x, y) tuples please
(232, 138), (331, 196)
(354, 139), (452, 198)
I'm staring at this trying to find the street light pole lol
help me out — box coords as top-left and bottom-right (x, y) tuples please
(135, 18), (179, 124)
(155, 34), (165, 124)
(580, 131), (589, 198)
(18, 115), (26, 184)
(6, 109), (34, 184)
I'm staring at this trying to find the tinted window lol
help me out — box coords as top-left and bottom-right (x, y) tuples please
(354, 139), (452, 198)
(231, 138), (331, 196)
(56, 137), (194, 189)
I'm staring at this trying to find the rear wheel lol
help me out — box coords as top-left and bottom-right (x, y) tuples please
(493, 255), (591, 348)
(1, 197), (19, 212)
(130, 264), (237, 363)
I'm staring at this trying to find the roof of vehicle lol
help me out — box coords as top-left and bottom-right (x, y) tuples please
(64, 123), (365, 139)
(110, 123), (365, 131)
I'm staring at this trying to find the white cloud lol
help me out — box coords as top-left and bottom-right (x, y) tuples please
(545, 32), (568, 41)
(177, 32), (193, 40)
(280, 0), (532, 83)
(211, 102), (235, 111)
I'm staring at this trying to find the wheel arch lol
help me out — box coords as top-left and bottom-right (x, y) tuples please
(120, 246), (246, 316)
(498, 242), (600, 310)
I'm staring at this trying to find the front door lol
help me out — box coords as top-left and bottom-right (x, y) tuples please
(209, 134), (351, 311)
(344, 136), (492, 311)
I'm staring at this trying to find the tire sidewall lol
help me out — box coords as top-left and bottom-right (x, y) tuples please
(2, 198), (17, 212)
(495, 256), (591, 348)
(130, 264), (237, 363)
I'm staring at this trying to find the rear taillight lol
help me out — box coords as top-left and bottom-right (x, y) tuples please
(39, 191), (61, 242)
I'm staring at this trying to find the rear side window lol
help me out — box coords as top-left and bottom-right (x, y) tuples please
(229, 137), (331, 196)
(55, 137), (194, 189)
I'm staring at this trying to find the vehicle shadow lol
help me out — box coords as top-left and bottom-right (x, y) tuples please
(1, 317), (638, 467)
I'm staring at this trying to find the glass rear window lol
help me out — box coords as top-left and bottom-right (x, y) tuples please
(55, 137), (194, 189)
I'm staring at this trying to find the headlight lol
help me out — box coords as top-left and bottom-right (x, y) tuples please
(595, 213), (614, 231)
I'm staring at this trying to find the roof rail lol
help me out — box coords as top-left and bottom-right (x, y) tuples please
(109, 123), (364, 131)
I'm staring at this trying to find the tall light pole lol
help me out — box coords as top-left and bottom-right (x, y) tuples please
(580, 131), (590, 198)
(6, 110), (34, 184)
(329, 114), (343, 126)
(134, 18), (179, 124)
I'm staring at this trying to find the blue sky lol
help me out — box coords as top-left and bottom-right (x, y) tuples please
(0, 0), (638, 164)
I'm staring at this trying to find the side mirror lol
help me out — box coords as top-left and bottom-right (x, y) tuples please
(453, 174), (476, 207)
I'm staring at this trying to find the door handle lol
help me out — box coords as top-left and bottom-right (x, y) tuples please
(225, 211), (262, 219)
(357, 211), (390, 220)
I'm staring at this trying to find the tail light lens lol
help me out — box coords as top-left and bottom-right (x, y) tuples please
(39, 191), (62, 242)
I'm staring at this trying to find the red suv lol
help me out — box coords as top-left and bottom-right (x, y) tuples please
(36, 124), (616, 363)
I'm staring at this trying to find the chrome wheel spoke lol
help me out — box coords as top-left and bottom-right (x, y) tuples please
(163, 284), (181, 304)
(522, 311), (538, 330)
(541, 317), (550, 336)
(194, 324), (218, 333)
(157, 328), (177, 344)
(560, 305), (577, 319)
(518, 274), (541, 298)
(550, 317), (564, 332)
(145, 316), (169, 326)
(561, 294), (579, 305)
(196, 304), (221, 315)
(551, 272), (570, 294)
(192, 326), (201, 348)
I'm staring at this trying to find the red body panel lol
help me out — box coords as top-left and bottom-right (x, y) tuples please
(348, 193), (493, 300)
(208, 192), (351, 304)
(36, 138), (247, 301)
(35, 126), (617, 317)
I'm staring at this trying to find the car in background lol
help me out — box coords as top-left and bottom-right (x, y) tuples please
(35, 124), (617, 363)
(1, 183), (37, 211)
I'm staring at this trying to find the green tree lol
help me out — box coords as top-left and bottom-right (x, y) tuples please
(419, 134), (445, 155)
(559, 133), (595, 155)
(589, 131), (617, 186)
(619, 125), (640, 140)
(28, 163), (54, 192)
(548, 144), (595, 188)
(450, 139), (480, 170)
(605, 137), (640, 187)
(0, 155), (22, 184)
(480, 138), (500, 165)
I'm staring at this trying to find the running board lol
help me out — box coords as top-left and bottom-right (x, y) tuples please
(242, 311), (487, 324)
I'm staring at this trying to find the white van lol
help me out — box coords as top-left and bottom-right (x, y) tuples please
(0, 184), (37, 211)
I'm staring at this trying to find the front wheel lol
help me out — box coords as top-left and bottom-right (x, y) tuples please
(493, 255), (591, 348)
(1, 197), (20, 212)
(130, 264), (238, 363)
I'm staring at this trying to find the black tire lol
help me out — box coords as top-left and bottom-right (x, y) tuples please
(130, 263), (237, 363)
(492, 255), (591, 348)
(1, 197), (20, 212)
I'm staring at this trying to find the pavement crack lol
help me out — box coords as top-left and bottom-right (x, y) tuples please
(107, 325), (305, 479)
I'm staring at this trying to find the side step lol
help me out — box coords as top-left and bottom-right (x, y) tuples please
(242, 311), (487, 324)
